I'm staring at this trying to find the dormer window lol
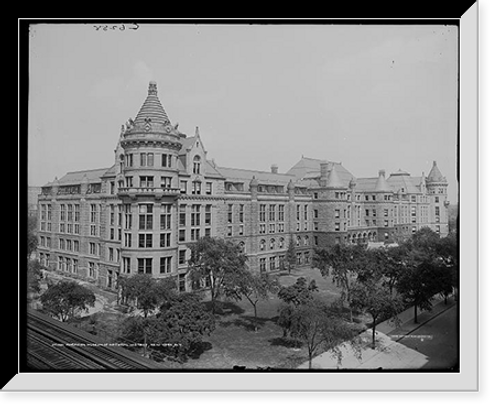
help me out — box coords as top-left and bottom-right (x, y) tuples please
(193, 155), (201, 175)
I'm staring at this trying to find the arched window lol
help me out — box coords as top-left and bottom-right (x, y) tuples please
(239, 241), (245, 253)
(279, 237), (285, 249)
(296, 236), (301, 246)
(304, 235), (309, 246)
(270, 238), (276, 250)
(260, 239), (266, 251)
(193, 155), (201, 175)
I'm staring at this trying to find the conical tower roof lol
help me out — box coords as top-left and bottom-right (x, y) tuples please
(134, 81), (170, 125)
(427, 161), (446, 183)
(124, 81), (185, 138)
(326, 165), (345, 188)
(374, 169), (392, 192)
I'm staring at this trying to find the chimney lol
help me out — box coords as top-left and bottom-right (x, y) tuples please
(320, 162), (329, 187)
(271, 164), (278, 174)
(378, 169), (386, 177)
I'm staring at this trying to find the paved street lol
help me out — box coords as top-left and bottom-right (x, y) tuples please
(395, 304), (458, 370)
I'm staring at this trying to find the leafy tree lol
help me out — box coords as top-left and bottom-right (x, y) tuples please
(312, 243), (367, 321)
(225, 271), (280, 326)
(157, 292), (216, 361)
(350, 278), (403, 349)
(120, 293), (216, 362)
(277, 277), (318, 338)
(118, 274), (176, 318)
(27, 259), (42, 296)
(27, 215), (38, 259)
(277, 277), (318, 307)
(284, 236), (297, 274)
(283, 297), (360, 369)
(396, 259), (441, 323)
(40, 280), (96, 322)
(188, 237), (249, 314)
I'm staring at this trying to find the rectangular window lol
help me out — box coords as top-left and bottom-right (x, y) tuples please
(227, 204), (233, 223)
(179, 204), (186, 227)
(160, 256), (172, 274)
(191, 228), (201, 241)
(138, 234), (153, 248)
(160, 204), (172, 230)
(137, 258), (152, 274)
(139, 204), (153, 230)
(160, 233), (171, 248)
(259, 205), (266, 222)
(205, 205), (212, 226)
(206, 182), (212, 195)
(259, 223), (266, 234)
(179, 229), (186, 242)
(269, 204), (276, 222)
(335, 209), (340, 219)
(304, 205), (308, 221)
(270, 256), (276, 271)
(239, 204), (244, 223)
(192, 181), (201, 195)
(227, 226), (232, 237)
(278, 205), (285, 221)
(125, 233), (132, 248)
(122, 257), (131, 274)
(259, 258), (266, 273)
(296, 205), (300, 221)
(162, 154), (167, 167)
(179, 250), (186, 265)
(139, 176), (154, 188)
(239, 225), (244, 236)
(191, 204), (201, 226)
(160, 176), (172, 188)
(180, 180), (187, 194)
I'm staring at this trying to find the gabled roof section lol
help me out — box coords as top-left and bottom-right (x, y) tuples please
(287, 157), (355, 186)
(387, 169), (421, 194)
(56, 168), (110, 185)
(217, 166), (296, 186)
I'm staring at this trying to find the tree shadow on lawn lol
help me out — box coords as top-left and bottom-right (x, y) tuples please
(201, 300), (246, 317)
(219, 315), (279, 332)
(268, 337), (303, 349)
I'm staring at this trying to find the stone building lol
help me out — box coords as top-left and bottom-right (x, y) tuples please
(36, 82), (449, 292)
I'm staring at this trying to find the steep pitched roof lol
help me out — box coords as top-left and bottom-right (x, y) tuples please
(287, 157), (354, 186)
(57, 168), (110, 185)
(217, 166), (295, 186)
(427, 161), (446, 183)
(387, 170), (421, 194)
(134, 81), (170, 125)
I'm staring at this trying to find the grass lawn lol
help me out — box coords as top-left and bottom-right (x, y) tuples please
(178, 267), (366, 370)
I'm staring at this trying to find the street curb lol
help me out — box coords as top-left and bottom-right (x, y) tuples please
(389, 302), (457, 343)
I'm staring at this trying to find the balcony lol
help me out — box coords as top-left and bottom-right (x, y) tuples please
(118, 186), (180, 199)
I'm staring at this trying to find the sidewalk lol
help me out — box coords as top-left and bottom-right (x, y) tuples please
(297, 297), (456, 370)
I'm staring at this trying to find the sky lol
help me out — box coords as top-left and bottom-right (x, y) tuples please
(27, 22), (458, 202)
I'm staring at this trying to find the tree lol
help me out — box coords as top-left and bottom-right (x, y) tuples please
(120, 293), (216, 362)
(225, 271), (280, 327)
(27, 215), (38, 259)
(396, 259), (441, 324)
(284, 236), (297, 274)
(157, 293), (216, 361)
(40, 280), (96, 322)
(277, 277), (319, 338)
(350, 278), (403, 349)
(188, 237), (249, 314)
(118, 274), (176, 318)
(283, 297), (360, 369)
(312, 243), (367, 321)
(27, 259), (42, 296)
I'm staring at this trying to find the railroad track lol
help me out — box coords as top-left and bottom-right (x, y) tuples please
(26, 309), (163, 370)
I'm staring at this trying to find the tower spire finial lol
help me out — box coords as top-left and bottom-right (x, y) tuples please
(148, 81), (157, 96)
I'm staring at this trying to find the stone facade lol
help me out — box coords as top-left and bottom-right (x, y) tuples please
(36, 82), (449, 292)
